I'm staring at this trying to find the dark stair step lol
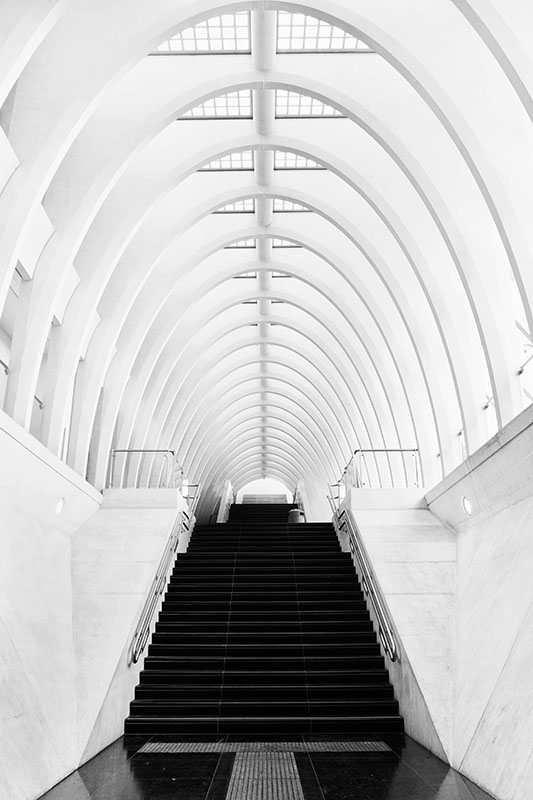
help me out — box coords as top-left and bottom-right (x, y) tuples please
(124, 715), (404, 735)
(126, 505), (403, 738)
(138, 668), (391, 685)
(135, 683), (395, 700)
(128, 698), (399, 718)
(147, 643), (381, 657)
(151, 632), (377, 644)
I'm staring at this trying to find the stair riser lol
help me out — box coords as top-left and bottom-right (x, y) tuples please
(135, 686), (395, 701)
(124, 717), (404, 735)
(138, 670), (391, 685)
(125, 511), (403, 737)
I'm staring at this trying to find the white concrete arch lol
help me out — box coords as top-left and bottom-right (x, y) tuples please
(169, 343), (357, 462)
(121, 321), (375, 465)
(170, 382), (347, 483)
(75, 269), (409, 485)
(180, 387), (345, 483)
(3, 65), (508, 444)
(83, 244), (424, 476)
(29, 118), (484, 462)
(186, 411), (331, 482)
(162, 364), (351, 475)
(5, 57), (524, 446)
(197, 435), (330, 492)
(1, 0), (532, 514)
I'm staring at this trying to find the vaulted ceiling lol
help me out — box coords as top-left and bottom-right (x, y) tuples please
(1, 1), (532, 519)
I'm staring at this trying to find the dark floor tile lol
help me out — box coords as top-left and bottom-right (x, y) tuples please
(310, 754), (439, 800)
(294, 753), (325, 799)
(146, 734), (228, 743)
(205, 754), (235, 799)
(380, 735), (496, 799)
(37, 773), (98, 800)
(37, 736), (152, 800)
(432, 772), (497, 800)
(225, 734), (305, 742)
(92, 752), (220, 800)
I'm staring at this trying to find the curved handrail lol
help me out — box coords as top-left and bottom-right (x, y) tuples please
(131, 485), (200, 664)
(334, 505), (397, 662)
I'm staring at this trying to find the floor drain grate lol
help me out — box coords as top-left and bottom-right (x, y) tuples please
(225, 752), (304, 800)
(139, 740), (391, 754)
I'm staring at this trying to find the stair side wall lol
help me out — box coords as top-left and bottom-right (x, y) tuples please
(427, 404), (533, 800)
(73, 488), (188, 765)
(342, 490), (456, 761)
(0, 411), (101, 800)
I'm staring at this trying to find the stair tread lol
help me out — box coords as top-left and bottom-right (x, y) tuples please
(126, 508), (403, 737)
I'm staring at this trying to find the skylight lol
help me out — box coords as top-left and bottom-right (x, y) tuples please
(153, 12), (251, 54)
(200, 152), (254, 171)
(181, 90), (252, 119)
(277, 12), (372, 53)
(225, 239), (257, 249)
(273, 199), (311, 212)
(275, 90), (343, 118)
(214, 199), (255, 214)
(272, 238), (302, 248)
(274, 152), (325, 170)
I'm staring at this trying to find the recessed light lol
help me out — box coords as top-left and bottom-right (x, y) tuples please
(461, 496), (473, 516)
(55, 498), (65, 517)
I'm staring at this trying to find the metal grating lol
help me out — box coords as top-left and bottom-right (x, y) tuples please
(139, 741), (391, 754)
(153, 12), (251, 53)
(273, 199), (311, 213)
(200, 152), (254, 171)
(277, 11), (372, 53)
(225, 238), (257, 249)
(214, 199), (255, 214)
(272, 238), (302, 249)
(276, 90), (343, 118)
(182, 90), (252, 119)
(274, 152), (325, 170)
(226, 753), (304, 800)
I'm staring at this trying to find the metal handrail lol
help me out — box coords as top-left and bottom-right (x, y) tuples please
(109, 448), (185, 489)
(131, 484), (201, 664)
(337, 447), (420, 490)
(333, 504), (397, 662)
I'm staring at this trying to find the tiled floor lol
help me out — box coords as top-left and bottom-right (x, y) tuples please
(38, 734), (497, 800)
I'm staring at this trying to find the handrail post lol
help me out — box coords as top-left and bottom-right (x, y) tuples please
(110, 450), (116, 488)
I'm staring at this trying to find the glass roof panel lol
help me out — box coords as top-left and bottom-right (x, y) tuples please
(277, 11), (372, 53)
(274, 151), (325, 170)
(200, 152), (255, 171)
(275, 90), (343, 117)
(225, 238), (257, 249)
(273, 199), (311, 212)
(154, 12), (251, 54)
(181, 90), (252, 119)
(272, 238), (302, 248)
(214, 199), (255, 213)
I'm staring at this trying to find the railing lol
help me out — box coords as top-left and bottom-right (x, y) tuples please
(332, 505), (397, 662)
(328, 448), (420, 509)
(293, 481), (307, 521)
(216, 479), (234, 523)
(108, 449), (185, 489)
(130, 484), (201, 664)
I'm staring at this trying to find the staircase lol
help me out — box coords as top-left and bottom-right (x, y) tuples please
(125, 503), (403, 735)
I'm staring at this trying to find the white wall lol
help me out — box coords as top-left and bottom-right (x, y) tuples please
(73, 488), (187, 764)
(0, 414), (189, 800)
(427, 403), (533, 800)
(0, 410), (100, 800)
(344, 489), (456, 762)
